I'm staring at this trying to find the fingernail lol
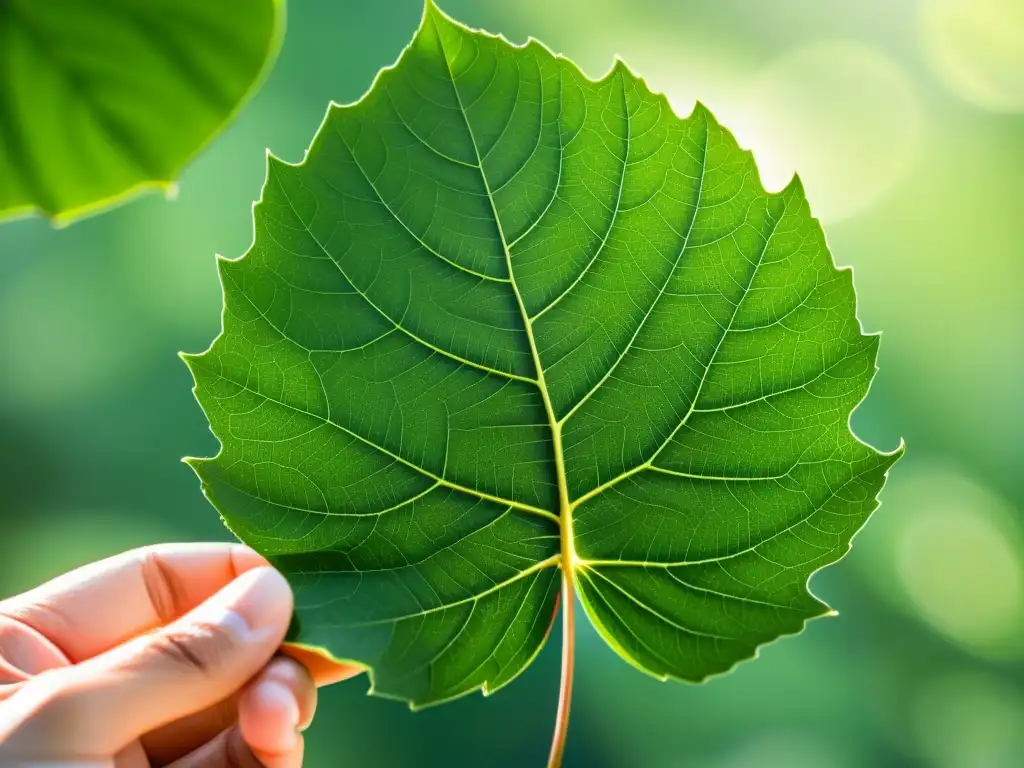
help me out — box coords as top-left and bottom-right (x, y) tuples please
(245, 679), (300, 750)
(190, 566), (293, 644)
(264, 657), (317, 731)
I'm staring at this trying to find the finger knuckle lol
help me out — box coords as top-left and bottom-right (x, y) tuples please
(145, 622), (235, 676)
(139, 549), (185, 626)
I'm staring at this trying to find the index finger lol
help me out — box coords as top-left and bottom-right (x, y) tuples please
(0, 542), (266, 662)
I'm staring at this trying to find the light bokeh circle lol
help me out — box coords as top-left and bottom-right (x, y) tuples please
(920, 0), (1024, 112)
(897, 502), (1023, 651)
(725, 41), (922, 224)
(912, 673), (1024, 768)
(859, 461), (1024, 658)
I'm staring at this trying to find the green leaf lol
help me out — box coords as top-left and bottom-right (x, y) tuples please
(185, 2), (902, 709)
(0, 0), (283, 225)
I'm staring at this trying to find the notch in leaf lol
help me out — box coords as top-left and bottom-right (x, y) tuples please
(0, 0), (283, 225)
(184, 2), (903, 765)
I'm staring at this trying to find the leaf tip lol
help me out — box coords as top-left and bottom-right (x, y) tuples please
(784, 172), (806, 198)
(264, 148), (292, 172)
(690, 100), (719, 128)
(888, 437), (908, 462)
(265, 152), (293, 185)
(422, 0), (445, 25)
(50, 213), (74, 231)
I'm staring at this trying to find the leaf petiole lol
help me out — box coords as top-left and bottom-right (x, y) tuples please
(547, 565), (576, 768)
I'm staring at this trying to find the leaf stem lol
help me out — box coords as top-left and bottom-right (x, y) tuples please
(547, 565), (576, 768)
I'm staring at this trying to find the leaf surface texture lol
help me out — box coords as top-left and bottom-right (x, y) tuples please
(187, 3), (901, 707)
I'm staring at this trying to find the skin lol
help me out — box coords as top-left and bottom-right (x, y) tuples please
(0, 543), (361, 767)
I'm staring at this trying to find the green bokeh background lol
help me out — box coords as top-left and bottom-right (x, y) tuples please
(1, 1), (1021, 765)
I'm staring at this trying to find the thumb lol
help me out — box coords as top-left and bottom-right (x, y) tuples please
(2, 566), (293, 756)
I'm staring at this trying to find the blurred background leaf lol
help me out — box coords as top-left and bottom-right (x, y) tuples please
(0, 0), (283, 225)
(0, 0), (1020, 766)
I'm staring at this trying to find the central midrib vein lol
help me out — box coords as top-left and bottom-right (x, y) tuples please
(433, 20), (574, 569)
(433, 31), (579, 764)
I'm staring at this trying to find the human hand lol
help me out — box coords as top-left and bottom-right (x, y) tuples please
(0, 543), (360, 767)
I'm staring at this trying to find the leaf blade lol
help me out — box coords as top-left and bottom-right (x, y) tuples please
(187, 1), (902, 708)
